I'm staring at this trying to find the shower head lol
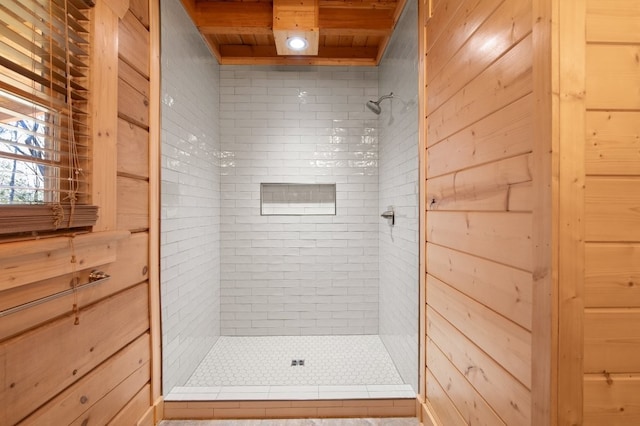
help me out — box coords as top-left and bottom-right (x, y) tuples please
(366, 92), (394, 115)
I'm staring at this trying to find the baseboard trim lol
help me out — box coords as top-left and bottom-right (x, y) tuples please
(164, 398), (416, 420)
(416, 396), (439, 426)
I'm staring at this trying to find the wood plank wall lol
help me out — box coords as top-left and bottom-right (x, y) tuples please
(582, 0), (640, 424)
(422, 0), (534, 424)
(0, 0), (159, 424)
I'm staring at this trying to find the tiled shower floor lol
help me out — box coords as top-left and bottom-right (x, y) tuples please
(166, 335), (415, 401)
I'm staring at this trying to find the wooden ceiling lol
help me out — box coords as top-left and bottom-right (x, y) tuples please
(179, 0), (407, 66)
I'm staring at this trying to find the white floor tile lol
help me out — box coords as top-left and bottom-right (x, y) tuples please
(164, 335), (417, 401)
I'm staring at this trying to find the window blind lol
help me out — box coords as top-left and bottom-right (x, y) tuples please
(0, 0), (97, 235)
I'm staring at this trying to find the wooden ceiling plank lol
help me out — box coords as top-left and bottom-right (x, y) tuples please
(196, 1), (273, 34)
(319, 0), (398, 9)
(319, 8), (394, 32)
(200, 26), (273, 35)
(320, 27), (389, 36)
(352, 35), (369, 47)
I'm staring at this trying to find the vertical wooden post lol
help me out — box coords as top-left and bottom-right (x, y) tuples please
(90, 0), (120, 231)
(148, 0), (163, 419)
(417, 0), (428, 407)
(556, 0), (586, 423)
(532, 0), (559, 424)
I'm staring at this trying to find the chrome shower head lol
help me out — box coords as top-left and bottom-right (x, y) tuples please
(366, 92), (394, 115)
(366, 100), (382, 114)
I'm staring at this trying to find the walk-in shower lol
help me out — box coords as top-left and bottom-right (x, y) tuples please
(160, 0), (419, 404)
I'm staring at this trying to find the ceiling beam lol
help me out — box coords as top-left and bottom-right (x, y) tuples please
(219, 44), (378, 60)
(195, 2), (393, 37)
(319, 0), (398, 9)
(273, 0), (320, 55)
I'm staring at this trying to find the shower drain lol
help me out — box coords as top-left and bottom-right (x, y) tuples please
(291, 359), (305, 366)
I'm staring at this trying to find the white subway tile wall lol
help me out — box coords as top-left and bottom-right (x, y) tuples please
(378, 0), (420, 393)
(219, 66), (380, 336)
(160, 1), (221, 392)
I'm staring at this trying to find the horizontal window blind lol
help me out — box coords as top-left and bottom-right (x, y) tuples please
(0, 0), (97, 235)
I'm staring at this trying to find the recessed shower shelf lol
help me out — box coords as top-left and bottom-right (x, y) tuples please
(261, 183), (336, 216)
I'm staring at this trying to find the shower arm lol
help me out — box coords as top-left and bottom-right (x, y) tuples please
(377, 93), (394, 103)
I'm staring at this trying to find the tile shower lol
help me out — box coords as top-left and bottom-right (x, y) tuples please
(160, 0), (418, 401)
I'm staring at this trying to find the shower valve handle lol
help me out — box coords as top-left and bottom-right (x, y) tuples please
(381, 210), (395, 225)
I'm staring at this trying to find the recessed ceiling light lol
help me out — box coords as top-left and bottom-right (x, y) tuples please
(286, 36), (308, 51)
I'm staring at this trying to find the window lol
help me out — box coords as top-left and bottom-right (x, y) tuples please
(0, 0), (97, 235)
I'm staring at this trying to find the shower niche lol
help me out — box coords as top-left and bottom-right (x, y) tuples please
(260, 183), (336, 216)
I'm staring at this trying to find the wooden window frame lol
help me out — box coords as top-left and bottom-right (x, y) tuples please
(0, 0), (98, 237)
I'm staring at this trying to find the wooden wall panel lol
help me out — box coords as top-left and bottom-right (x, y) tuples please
(118, 77), (151, 129)
(115, 0), (156, 422)
(586, 111), (640, 176)
(421, 0), (638, 423)
(427, 244), (532, 330)
(117, 176), (150, 231)
(427, 211), (533, 272)
(0, 235), (149, 341)
(0, 1), (157, 424)
(108, 384), (152, 425)
(427, 337), (505, 425)
(120, 58), (151, 99)
(119, 10), (151, 77)
(426, 0), (502, 77)
(427, 307), (530, 425)
(425, 369), (466, 426)
(427, 154), (532, 212)
(0, 237), (117, 292)
(428, 276), (531, 388)
(507, 182), (533, 212)
(69, 361), (150, 426)
(422, 0), (534, 423)
(427, 34), (532, 144)
(586, 0), (640, 43)
(585, 177), (640, 241)
(584, 374), (640, 425)
(585, 243), (640, 308)
(427, 0), (531, 113)
(585, 45), (640, 110)
(21, 334), (150, 424)
(579, 1), (640, 423)
(0, 284), (149, 425)
(584, 309), (640, 373)
(130, 0), (151, 28)
(426, 94), (533, 174)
